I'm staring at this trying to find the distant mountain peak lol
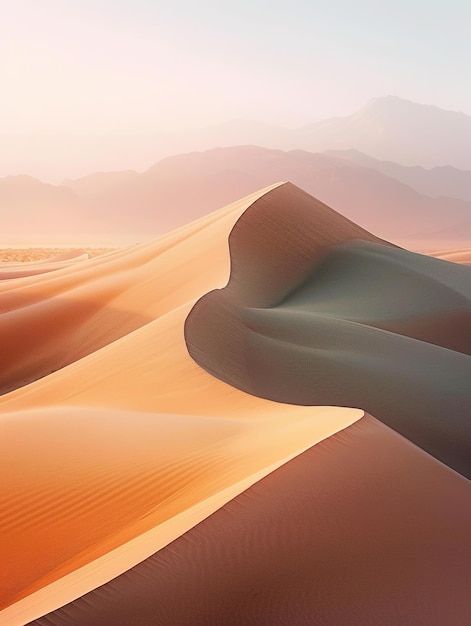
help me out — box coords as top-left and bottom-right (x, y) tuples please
(0, 174), (41, 185)
(363, 95), (469, 118)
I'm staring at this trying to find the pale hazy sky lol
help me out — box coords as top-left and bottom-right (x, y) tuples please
(2, 0), (470, 179)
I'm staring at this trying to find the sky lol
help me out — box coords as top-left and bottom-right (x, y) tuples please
(2, 0), (470, 179)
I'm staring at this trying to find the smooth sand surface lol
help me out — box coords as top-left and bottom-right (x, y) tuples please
(31, 416), (471, 626)
(0, 183), (363, 624)
(1, 182), (469, 625)
(185, 184), (471, 477)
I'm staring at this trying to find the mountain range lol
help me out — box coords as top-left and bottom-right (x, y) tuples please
(1, 97), (470, 245)
(2, 96), (471, 181)
(1, 145), (471, 245)
(179, 97), (470, 169)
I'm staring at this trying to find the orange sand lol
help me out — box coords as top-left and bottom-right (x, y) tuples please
(33, 415), (471, 626)
(1, 183), (469, 625)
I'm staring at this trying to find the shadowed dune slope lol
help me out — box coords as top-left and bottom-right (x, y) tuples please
(185, 184), (471, 477)
(31, 416), (471, 626)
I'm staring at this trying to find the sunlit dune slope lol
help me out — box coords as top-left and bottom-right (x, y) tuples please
(185, 185), (471, 477)
(32, 416), (471, 626)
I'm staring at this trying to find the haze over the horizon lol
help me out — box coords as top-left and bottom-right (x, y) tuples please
(3, 0), (470, 181)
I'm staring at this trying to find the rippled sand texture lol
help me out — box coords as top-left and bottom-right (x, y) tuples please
(32, 416), (471, 626)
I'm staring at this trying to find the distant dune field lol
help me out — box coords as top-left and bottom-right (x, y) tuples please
(0, 248), (114, 263)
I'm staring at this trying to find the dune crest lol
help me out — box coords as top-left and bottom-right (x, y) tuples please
(0, 185), (281, 396)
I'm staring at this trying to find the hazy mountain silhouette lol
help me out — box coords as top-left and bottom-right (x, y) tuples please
(188, 97), (471, 170)
(296, 96), (471, 169)
(2, 145), (470, 242)
(0, 176), (85, 233)
(2, 97), (471, 183)
(63, 170), (139, 199)
(326, 149), (471, 202)
(59, 146), (471, 241)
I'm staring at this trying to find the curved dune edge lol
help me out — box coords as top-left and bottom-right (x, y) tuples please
(32, 416), (471, 626)
(0, 401), (362, 615)
(0, 409), (362, 626)
(185, 184), (471, 477)
(0, 184), (283, 396)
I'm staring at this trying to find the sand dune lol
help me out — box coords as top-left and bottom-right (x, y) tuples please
(0, 183), (364, 624)
(1, 403), (359, 624)
(1, 182), (470, 625)
(0, 187), (270, 395)
(31, 416), (471, 626)
(186, 184), (471, 477)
